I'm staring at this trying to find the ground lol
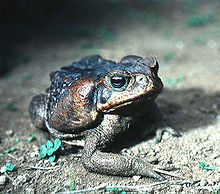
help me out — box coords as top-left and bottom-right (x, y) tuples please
(0, 1), (220, 193)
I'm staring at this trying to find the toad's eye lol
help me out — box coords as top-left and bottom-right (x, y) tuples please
(109, 75), (129, 89)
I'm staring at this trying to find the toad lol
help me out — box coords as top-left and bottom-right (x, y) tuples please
(29, 55), (180, 181)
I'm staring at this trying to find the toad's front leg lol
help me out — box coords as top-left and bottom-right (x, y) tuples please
(81, 116), (165, 181)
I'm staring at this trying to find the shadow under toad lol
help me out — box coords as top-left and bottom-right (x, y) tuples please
(108, 87), (220, 153)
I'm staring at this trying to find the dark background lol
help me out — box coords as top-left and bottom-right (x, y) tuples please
(0, 0), (202, 75)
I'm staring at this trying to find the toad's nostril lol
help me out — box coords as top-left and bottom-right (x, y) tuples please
(137, 76), (148, 83)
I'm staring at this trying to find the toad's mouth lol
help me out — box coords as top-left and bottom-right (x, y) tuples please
(102, 90), (158, 113)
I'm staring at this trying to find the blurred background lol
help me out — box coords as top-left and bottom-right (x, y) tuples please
(1, 0), (220, 75)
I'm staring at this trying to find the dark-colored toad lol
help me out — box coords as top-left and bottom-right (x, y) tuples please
(29, 55), (180, 181)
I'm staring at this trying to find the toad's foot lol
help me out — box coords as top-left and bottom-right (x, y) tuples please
(82, 150), (166, 181)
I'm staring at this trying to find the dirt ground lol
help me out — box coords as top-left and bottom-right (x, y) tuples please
(0, 1), (220, 193)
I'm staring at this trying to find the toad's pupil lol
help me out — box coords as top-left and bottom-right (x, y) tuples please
(110, 75), (127, 88)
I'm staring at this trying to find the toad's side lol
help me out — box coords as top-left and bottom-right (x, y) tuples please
(29, 55), (180, 181)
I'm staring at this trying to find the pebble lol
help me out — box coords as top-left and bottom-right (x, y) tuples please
(44, 159), (50, 165)
(191, 149), (198, 156)
(0, 166), (6, 173)
(132, 175), (141, 182)
(174, 185), (183, 192)
(32, 145), (39, 152)
(161, 131), (170, 140)
(0, 175), (7, 186)
(12, 174), (29, 186)
(25, 188), (35, 194)
(57, 158), (62, 163)
(200, 178), (208, 186)
(30, 151), (38, 158)
(180, 156), (188, 165)
(5, 129), (14, 136)
(121, 148), (134, 157)
(51, 162), (56, 166)
(154, 145), (161, 153)
(64, 179), (71, 187)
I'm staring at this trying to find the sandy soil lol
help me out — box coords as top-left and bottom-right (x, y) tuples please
(0, 1), (220, 193)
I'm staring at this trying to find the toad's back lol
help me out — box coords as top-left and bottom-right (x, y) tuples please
(50, 55), (154, 91)
(46, 56), (121, 132)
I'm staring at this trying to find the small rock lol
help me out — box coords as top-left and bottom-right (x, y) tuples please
(32, 145), (39, 152)
(191, 149), (198, 156)
(180, 156), (188, 165)
(5, 129), (14, 136)
(206, 178), (212, 185)
(132, 175), (141, 182)
(154, 145), (161, 153)
(61, 157), (67, 162)
(0, 166), (6, 174)
(12, 174), (29, 186)
(161, 132), (170, 140)
(138, 148), (148, 156)
(44, 159), (50, 165)
(51, 162), (56, 166)
(0, 175), (8, 186)
(212, 153), (220, 159)
(30, 151), (38, 158)
(121, 148), (134, 157)
(17, 175), (24, 181)
(25, 188), (35, 194)
(64, 179), (71, 187)
(200, 178), (208, 186)
(174, 185), (183, 192)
